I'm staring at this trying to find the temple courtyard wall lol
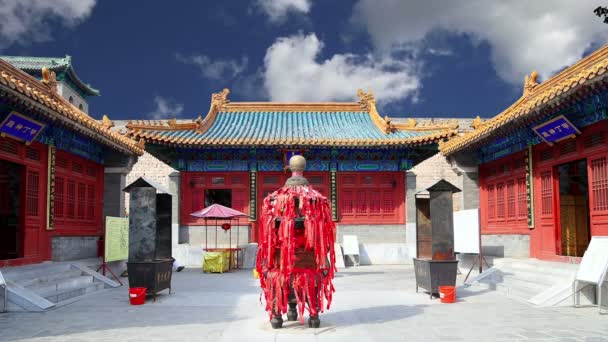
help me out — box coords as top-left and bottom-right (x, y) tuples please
(124, 151), (467, 267)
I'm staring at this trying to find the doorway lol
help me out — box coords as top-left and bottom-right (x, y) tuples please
(415, 196), (432, 259)
(0, 159), (24, 260)
(557, 159), (591, 257)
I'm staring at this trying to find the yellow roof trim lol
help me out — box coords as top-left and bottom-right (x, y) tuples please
(440, 44), (608, 156)
(0, 59), (143, 155)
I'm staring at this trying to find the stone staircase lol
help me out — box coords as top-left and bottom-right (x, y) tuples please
(466, 258), (581, 305)
(1, 261), (119, 311)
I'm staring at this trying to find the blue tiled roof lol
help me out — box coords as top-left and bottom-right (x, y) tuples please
(127, 110), (457, 147)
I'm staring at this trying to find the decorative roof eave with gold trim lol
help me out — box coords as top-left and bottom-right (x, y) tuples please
(440, 44), (608, 156)
(0, 59), (143, 156)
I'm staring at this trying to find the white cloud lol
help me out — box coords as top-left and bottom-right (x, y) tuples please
(256, 0), (311, 22)
(176, 53), (248, 80)
(352, 0), (608, 85)
(263, 33), (420, 103)
(0, 0), (96, 48)
(149, 96), (184, 120)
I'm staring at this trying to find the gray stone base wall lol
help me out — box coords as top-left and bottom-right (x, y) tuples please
(481, 234), (530, 258)
(182, 225), (250, 248)
(336, 224), (406, 244)
(51, 236), (99, 261)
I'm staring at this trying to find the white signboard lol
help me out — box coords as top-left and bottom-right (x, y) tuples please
(334, 243), (346, 269)
(575, 236), (608, 284)
(453, 209), (480, 254)
(343, 235), (359, 256)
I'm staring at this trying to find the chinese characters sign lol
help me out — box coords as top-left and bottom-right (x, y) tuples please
(532, 115), (580, 145)
(0, 111), (45, 144)
(105, 217), (129, 262)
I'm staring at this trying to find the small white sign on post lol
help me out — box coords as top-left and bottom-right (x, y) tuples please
(454, 209), (480, 254)
(343, 235), (360, 266)
(573, 236), (608, 313)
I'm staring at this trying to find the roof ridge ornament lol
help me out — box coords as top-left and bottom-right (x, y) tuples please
(357, 88), (395, 134)
(357, 88), (375, 111)
(101, 114), (114, 130)
(41, 67), (57, 93)
(211, 88), (230, 109)
(523, 70), (539, 97)
(470, 116), (484, 130)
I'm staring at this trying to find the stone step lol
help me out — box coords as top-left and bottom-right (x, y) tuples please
(494, 282), (541, 302)
(500, 269), (571, 287)
(2, 264), (72, 283)
(42, 282), (105, 303)
(493, 259), (579, 276)
(26, 276), (94, 294)
(15, 269), (83, 287)
(498, 274), (549, 291)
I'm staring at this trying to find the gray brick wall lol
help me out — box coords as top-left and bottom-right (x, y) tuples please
(410, 153), (462, 211)
(125, 152), (177, 214)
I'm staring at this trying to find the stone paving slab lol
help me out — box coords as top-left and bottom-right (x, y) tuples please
(0, 265), (606, 341)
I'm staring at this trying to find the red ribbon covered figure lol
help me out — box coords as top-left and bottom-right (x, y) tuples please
(256, 155), (337, 329)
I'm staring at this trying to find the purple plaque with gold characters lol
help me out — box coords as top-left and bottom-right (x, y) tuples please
(0, 111), (45, 144)
(532, 115), (580, 145)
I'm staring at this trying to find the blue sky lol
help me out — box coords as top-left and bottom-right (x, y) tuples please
(0, 1), (606, 120)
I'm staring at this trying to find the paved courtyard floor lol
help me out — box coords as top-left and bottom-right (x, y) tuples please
(0, 265), (607, 341)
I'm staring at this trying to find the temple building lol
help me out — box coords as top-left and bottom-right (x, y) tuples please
(123, 89), (463, 265)
(0, 58), (143, 267)
(0, 55), (99, 114)
(441, 44), (608, 262)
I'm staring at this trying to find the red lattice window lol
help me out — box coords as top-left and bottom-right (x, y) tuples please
(341, 191), (353, 214)
(0, 139), (18, 155)
(87, 184), (95, 219)
(77, 183), (86, 220)
(337, 172), (404, 223)
(263, 175), (280, 185)
(487, 185), (495, 220)
(191, 190), (204, 213)
(383, 191), (394, 214)
(342, 175), (356, 185)
(496, 183), (505, 219)
(86, 167), (96, 178)
(541, 171), (553, 215)
(56, 156), (69, 169)
(72, 162), (83, 174)
(26, 170), (39, 216)
(517, 177), (527, 219)
(67, 180), (76, 219)
(55, 177), (64, 218)
(591, 157), (608, 211)
(356, 191), (366, 214)
(190, 176), (205, 188)
(370, 191), (381, 214)
(53, 150), (103, 231)
(25, 147), (40, 161)
(506, 180), (516, 218)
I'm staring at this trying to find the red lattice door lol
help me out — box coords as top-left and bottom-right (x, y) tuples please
(532, 167), (558, 259)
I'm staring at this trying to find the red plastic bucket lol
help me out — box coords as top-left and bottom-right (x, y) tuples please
(438, 286), (456, 303)
(129, 287), (147, 305)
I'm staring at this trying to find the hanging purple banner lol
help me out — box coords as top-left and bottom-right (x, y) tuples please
(0, 111), (45, 144)
(532, 115), (580, 145)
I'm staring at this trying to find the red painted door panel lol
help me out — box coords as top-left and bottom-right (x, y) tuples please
(532, 168), (558, 259)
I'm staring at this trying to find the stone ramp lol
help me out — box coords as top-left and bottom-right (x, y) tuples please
(1, 260), (120, 311)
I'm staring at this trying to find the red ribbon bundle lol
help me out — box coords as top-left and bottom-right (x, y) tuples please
(256, 184), (336, 322)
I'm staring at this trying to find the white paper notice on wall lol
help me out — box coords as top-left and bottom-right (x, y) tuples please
(453, 209), (480, 254)
(343, 235), (360, 256)
(576, 236), (608, 284)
